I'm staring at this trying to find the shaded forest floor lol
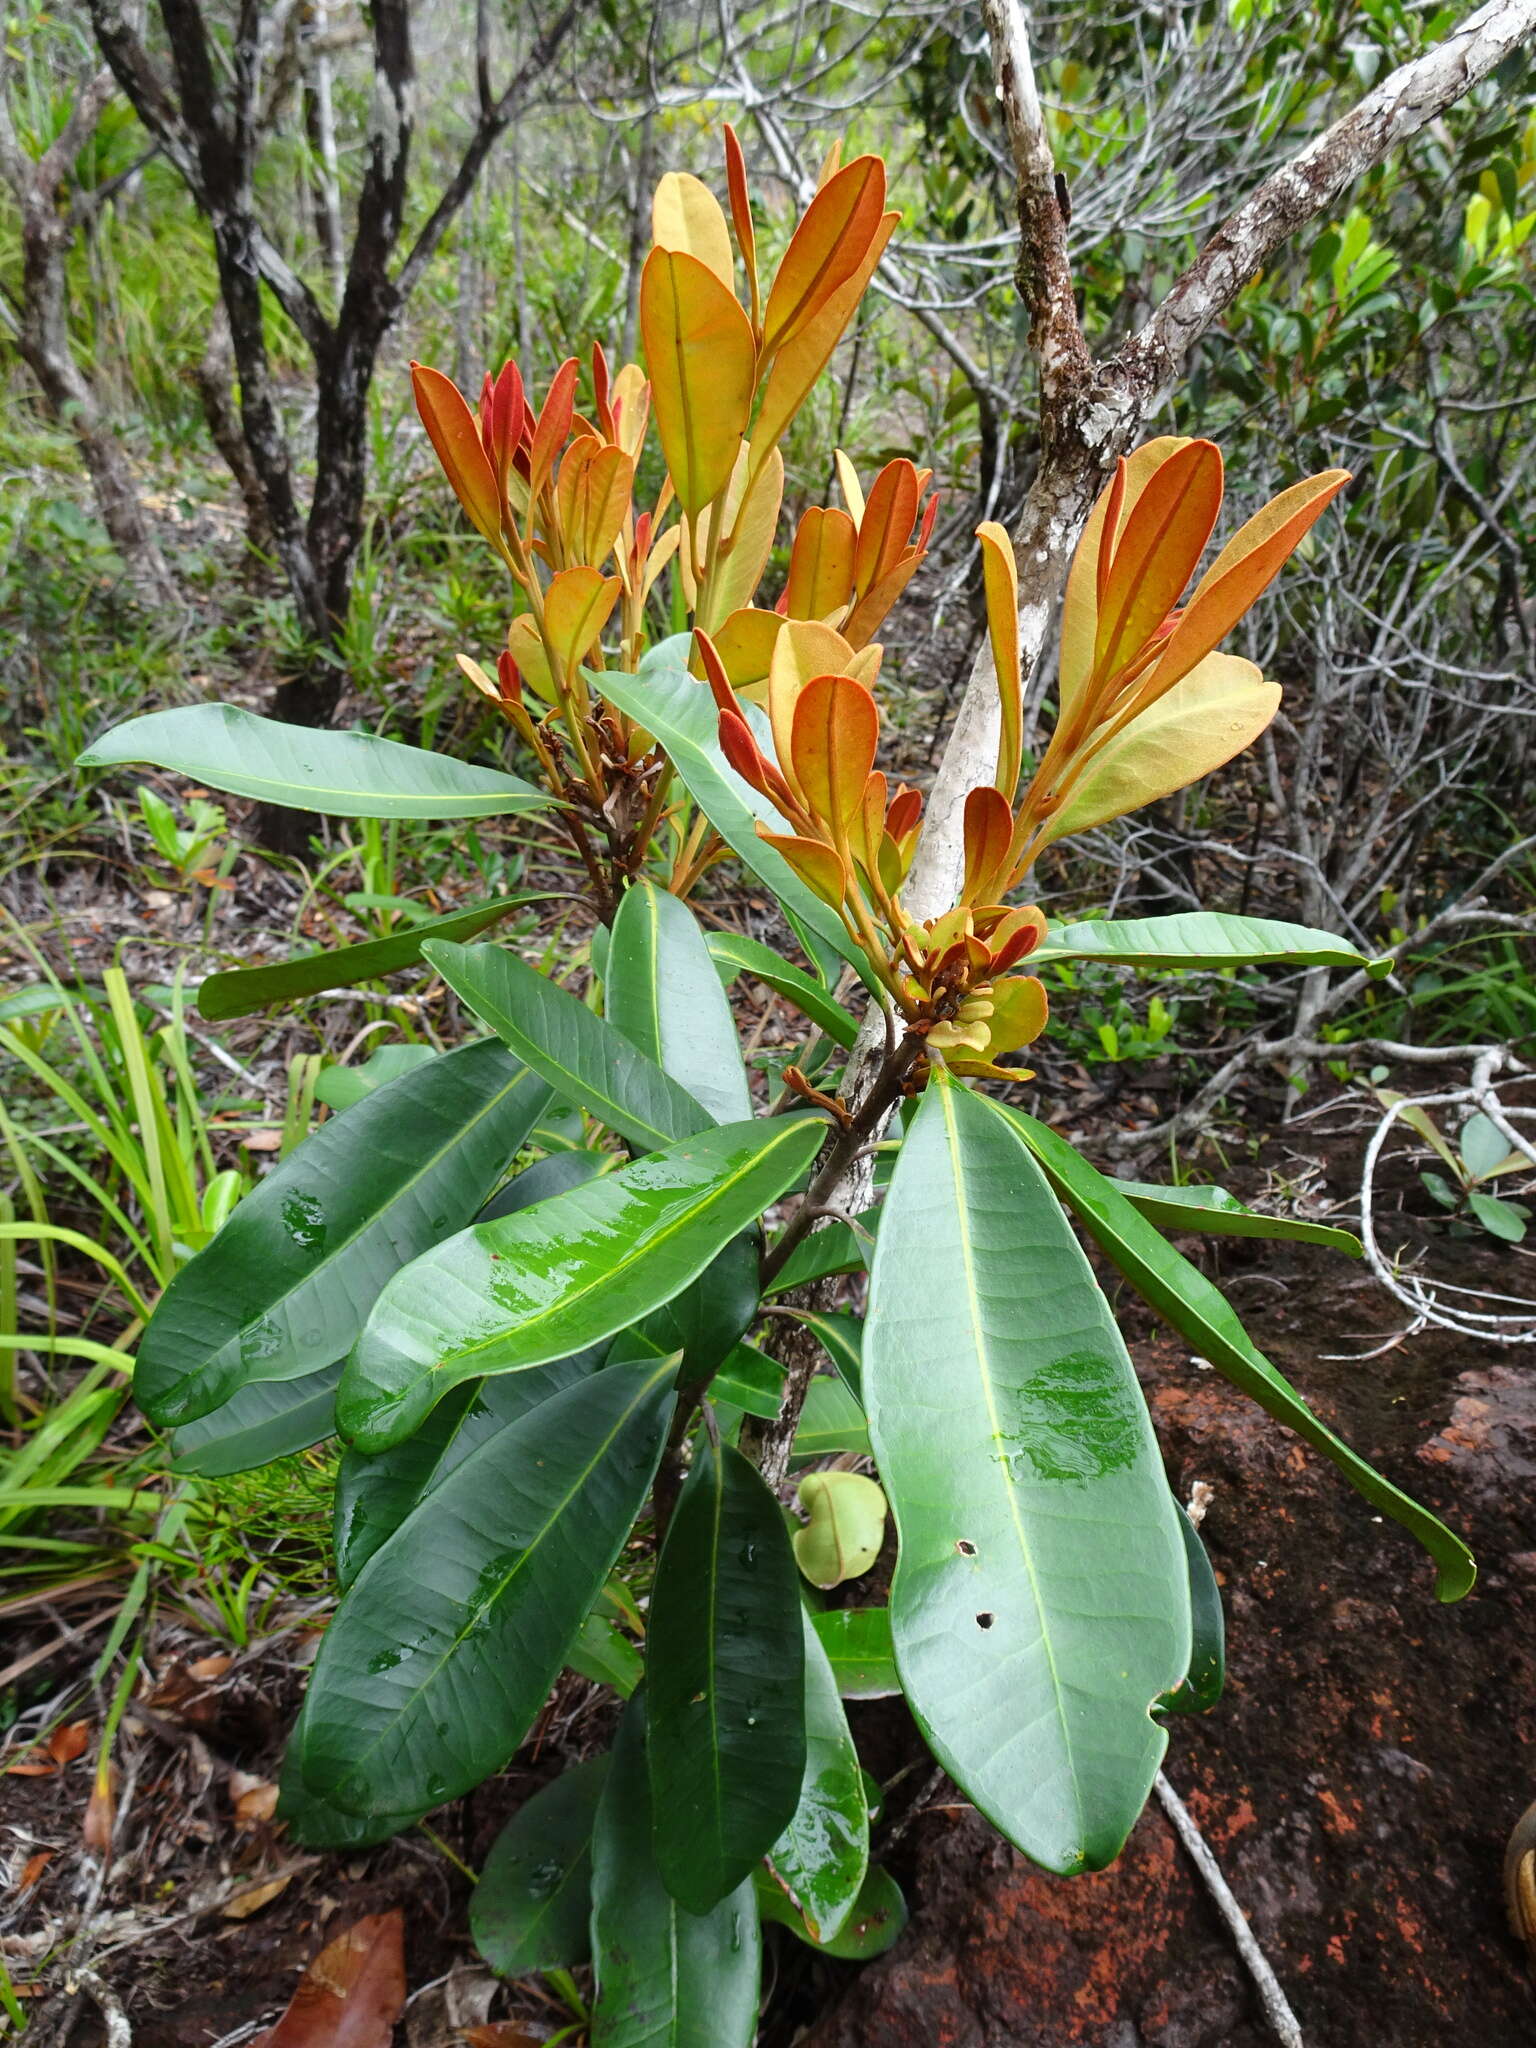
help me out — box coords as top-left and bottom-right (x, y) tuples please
(8, 1111), (1535, 2047)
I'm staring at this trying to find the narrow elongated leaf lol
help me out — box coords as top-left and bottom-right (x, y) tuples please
(711, 1341), (785, 1419)
(1156, 1505), (1225, 1717)
(471, 1759), (609, 1977)
(196, 895), (540, 1022)
(1036, 911), (1390, 977)
(607, 883), (752, 1123)
(425, 938), (711, 1152)
(568, 1610), (644, 1696)
(639, 1233), (761, 1377)
(764, 1220), (867, 1295)
(1120, 1180), (1361, 1255)
(78, 706), (551, 819)
(865, 1074), (1190, 1874)
(339, 1117), (822, 1451)
(754, 1862), (907, 1959)
(332, 1349), (599, 1589)
(477, 1148), (607, 1221)
(706, 930), (858, 1048)
(793, 1309), (865, 1399)
(170, 1362), (341, 1476)
(647, 1439), (806, 1913)
(598, 643), (870, 985)
(764, 1607), (868, 1942)
(136, 1043), (552, 1427)
(811, 1607), (899, 1699)
(301, 1354), (675, 1815)
(1006, 1108), (1476, 1602)
(590, 1696), (761, 2048)
(792, 1376), (869, 1457)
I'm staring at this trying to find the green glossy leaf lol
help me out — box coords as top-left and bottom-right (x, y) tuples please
(1156, 1505), (1225, 1717)
(426, 938), (711, 1152)
(764, 1219), (868, 1295)
(1119, 1181), (1361, 1255)
(794, 1310), (865, 1399)
(339, 1116), (821, 1451)
(608, 882), (752, 1123)
(313, 1043), (438, 1111)
(590, 1695), (761, 2048)
(764, 1606), (868, 1942)
(568, 1610), (644, 1696)
(301, 1353), (675, 1815)
(78, 705), (553, 819)
(169, 1361), (341, 1476)
(276, 1732), (429, 1850)
(711, 1341), (785, 1420)
(195, 895), (540, 1021)
(647, 1438), (806, 1913)
(792, 1376), (869, 1457)
(478, 1148), (608, 1221)
(638, 1233), (762, 1379)
(706, 931), (859, 1049)
(332, 1349), (599, 1589)
(793, 1471), (886, 1589)
(754, 1862), (907, 1959)
(136, 1042), (552, 1427)
(1007, 1107), (1476, 1602)
(1036, 911), (1391, 977)
(865, 1074), (1190, 1874)
(471, 1758), (609, 1977)
(811, 1607), (899, 1699)
(1469, 1190), (1528, 1241)
(598, 641), (872, 989)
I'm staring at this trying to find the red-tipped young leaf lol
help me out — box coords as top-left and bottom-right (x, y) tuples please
(412, 363), (501, 544)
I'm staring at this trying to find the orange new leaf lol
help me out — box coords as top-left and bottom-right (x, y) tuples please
(785, 507), (857, 621)
(976, 521), (1023, 799)
(1058, 437), (1189, 718)
(1092, 439), (1223, 685)
(724, 125), (759, 330)
(555, 438), (634, 569)
(758, 828), (849, 908)
(1140, 468), (1351, 701)
(761, 156), (887, 360)
(527, 358), (579, 505)
(640, 249), (756, 520)
(790, 674), (879, 834)
(652, 171), (735, 288)
(411, 362), (501, 545)
(749, 210), (897, 463)
(854, 459), (919, 593)
(961, 783), (1014, 904)
(543, 566), (619, 678)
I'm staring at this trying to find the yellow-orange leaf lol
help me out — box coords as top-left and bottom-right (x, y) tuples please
(763, 158), (887, 359)
(704, 606), (783, 696)
(758, 827), (849, 908)
(1141, 469), (1351, 701)
(961, 783), (1014, 904)
(652, 171), (734, 288)
(751, 210), (897, 462)
(985, 974), (1049, 1054)
(640, 249), (756, 520)
(768, 619), (860, 790)
(1058, 437), (1190, 719)
(555, 437), (634, 569)
(976, 521), (1023, 800)
(724, 125), (759, 328)
(834, 449), (865, 524)
(842, 554), (923, 649)
(851, 768), (887, 875)
(527, 358), (578, 505)
(411, 362), (501, 545)
(699, 447), (784, 628)
(610, 363), (651, 460)
(785, 506), (857, 622)
(1041, 652), (1279, 848)
(854, 460), (919, 593)
(506, 614), (556, 703)
(544, 566), (619, 680)
(1092, 439), (1223, 685)
(790, 673), (879, 834)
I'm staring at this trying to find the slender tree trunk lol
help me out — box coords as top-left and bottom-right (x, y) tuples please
(190, 306), (273, 553)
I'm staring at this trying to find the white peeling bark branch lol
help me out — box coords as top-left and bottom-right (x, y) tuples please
(907, 0), (1536, 928)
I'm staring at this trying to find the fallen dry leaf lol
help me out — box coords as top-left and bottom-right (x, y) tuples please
(259, 1911), (407, 2048)
(4, 1758), (57, 1778)
(461, 2027), (543, 2048)
(17, 1850), (53, 1892)
(222, 1871), (294, 1919)
(82, 1761), (118, 1853)
(233, 1778), (281, 1827)
(243, 1129), (284, 1153)
(48, 1721), (91, 1766)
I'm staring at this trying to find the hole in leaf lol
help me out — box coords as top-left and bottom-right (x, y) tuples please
(975, 1611), (994, 1629)
(956, 1539), (977, 1556)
